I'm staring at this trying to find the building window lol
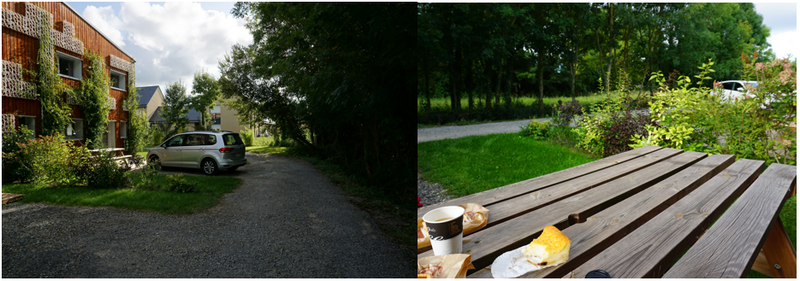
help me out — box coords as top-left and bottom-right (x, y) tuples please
(120, 121), (127, 139)
(65, 118), (84, 140)
(19, 116), (35, 132)
(110, 70), (126, 91)
(56, 51), (82, 80)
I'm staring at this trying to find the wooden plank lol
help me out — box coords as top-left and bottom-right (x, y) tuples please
(422, 149), (702, 272)
(417, 146), (663, 217)
(564, 159), (765, 278)
(762, 219), (797, 278)
(663, 163), (796, 278)
(471, 148), (683, 229)
(512, 154), (735, 278)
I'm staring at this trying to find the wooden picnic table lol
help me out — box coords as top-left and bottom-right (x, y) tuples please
(88, 148), (131, 163)
(418, 146), (796, 278)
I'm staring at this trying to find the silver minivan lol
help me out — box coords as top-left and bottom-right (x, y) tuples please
(147, 131), (247, 175)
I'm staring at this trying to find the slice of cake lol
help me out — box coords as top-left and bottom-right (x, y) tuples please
(521, 225), (571, 266)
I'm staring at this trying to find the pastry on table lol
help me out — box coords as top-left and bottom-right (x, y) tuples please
(521, 225), (571, 266)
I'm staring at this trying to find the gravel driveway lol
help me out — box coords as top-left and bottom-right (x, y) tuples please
(418, 117), (552, 143)
(2, 153), (410, 277)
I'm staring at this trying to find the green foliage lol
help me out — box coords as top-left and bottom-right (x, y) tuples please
(240, 127), (254, 146)
(576, 91), (653, 156)
(632, 56), (796, 165)
(190, 70), (221, 130)
(519, 120), (550, 140)
(162, 80), (190, 137)
(3, 133), (78, 186)
(164, 174), (198, 193)
(77, 50), (112, 149)
(124, 74), (150, 155)
(36, 16), (74, 136)
(73, 148), (131, 189)
(1, 125), (35, 183)
(150, 126), (166, 146)
(224, 3), (415, 199)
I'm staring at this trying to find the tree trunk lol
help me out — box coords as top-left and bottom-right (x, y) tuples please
(537, 52), (545, 112)
(423, 55), (431, 112)
(484, 60), (492, 110)
(495, 60), (503, 107)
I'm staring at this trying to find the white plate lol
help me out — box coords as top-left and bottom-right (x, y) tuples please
(490, 245), (553, 278)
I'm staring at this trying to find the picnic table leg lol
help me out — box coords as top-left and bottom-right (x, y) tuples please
(751, 219), (796, 278)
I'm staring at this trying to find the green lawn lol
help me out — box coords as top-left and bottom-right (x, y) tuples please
(418, 133), (600, 197)
(1, 174), (241, 214)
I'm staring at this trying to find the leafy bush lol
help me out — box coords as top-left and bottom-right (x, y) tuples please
(2, 125), (35, 183)
(631, 56), (796, 165)
(74, 149), (131, 189)
(575, 94), (650, 156)
(519, 120), (550, 140)
(4, 133), (78, 185)
(240, 128), (254, 146)
(553, 99), (583, 127)
(133, 162), (162, 190)
(164, 174), (198, 193)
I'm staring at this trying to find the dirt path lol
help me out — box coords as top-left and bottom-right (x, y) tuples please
(2, 153), (411, 277)
(418, 117), (552, 143)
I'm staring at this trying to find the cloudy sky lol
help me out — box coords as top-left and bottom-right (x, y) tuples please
(67, 2), (796, 96)
(66, 2), (251, 95)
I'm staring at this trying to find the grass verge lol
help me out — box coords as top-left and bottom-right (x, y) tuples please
(1, 174), (241, 214)
(245, 137), (415, 263)
(418, 133), (599, 197)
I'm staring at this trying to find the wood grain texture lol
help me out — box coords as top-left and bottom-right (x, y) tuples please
(475, 148), (683, 229)
(417, 146), (663, 217)
(663, 163), (796, 278)
(762, 219), (797, 277)
(519, 153), (733, 278)
(564, 159), (765, 278)
(422, 149), (699, 272)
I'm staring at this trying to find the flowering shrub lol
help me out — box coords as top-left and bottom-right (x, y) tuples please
(4, 133), (78, 185)
(2, 126), (34, 183)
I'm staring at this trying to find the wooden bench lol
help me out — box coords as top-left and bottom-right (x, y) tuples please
(664, 163), (796, 278)
(419, 146), (796, 278)
(88, 148), (132, 166)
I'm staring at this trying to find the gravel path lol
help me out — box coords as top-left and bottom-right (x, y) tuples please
(2, 153), (410, 278)
(418, 117), (552, 143)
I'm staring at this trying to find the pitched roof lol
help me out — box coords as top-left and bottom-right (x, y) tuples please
(136, 86), (160, 107)
(149, 106), (202, 123)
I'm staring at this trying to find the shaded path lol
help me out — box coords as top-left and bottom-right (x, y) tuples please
(418, 117), (552, 143)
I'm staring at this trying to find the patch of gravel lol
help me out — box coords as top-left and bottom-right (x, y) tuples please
(2, 153), (411, 278)
(417, 172), (451, 207)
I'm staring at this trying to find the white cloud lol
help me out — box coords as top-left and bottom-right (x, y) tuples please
(79, 2), (252, 95)
(766, 30), (798, 60)
(81, 5), (125, 47)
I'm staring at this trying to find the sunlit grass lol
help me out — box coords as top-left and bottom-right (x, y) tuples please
(418, 93), (619, 113)
(1, 174), (241, 214)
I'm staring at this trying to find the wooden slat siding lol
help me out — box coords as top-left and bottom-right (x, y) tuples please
(508, 154), (735, 278)
(418, 146), (663, 217)
(422, 149), (701, 272)
(663, 163), (796, 278)
(473, 148), (683, 230)
(3, 2), (133, 146)
(564, 159), (765, 278)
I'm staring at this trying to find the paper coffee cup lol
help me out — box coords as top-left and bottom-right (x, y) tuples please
(423, 206), (465, 255)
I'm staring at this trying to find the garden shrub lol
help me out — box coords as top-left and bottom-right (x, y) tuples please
(133, 162), (162, 190)
(576, 92), (653, 157)
(164, 174), (197, 193)
(240, 128), (254, 146)
(631, 56), (796, 165)
(74, 148), (131, 189)
(2, 125), (35, 183)
(4, 133), (78, 185)
(519, 120), (550, 140)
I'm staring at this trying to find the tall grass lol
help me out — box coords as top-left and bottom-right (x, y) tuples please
(418, 93), (621, 114)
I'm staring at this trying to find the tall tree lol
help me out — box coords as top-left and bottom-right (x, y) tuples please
(190, 70), (221, 130)
(161, 80), (190, 137)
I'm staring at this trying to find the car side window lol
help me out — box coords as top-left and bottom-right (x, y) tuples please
(206, 135), (217, 145)
(166, 136), (184, 147)
(722, 82), (734, 90)
(185, 134), (203, 146)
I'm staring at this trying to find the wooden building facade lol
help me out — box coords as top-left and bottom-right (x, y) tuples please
(2, 2), (134, 148)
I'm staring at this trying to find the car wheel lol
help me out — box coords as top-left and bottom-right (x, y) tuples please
(202, 158), (218, 175)
(148, 155), (160, 168)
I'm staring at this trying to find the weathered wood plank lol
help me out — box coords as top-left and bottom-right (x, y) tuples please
(515, 154), (735, 278)
(762, 219), (797, 278)
(663, 163), (796, 278)
(422, 149), (701, 272)
(473, 148), (683, 229)
(564, 159), (765, 278)
(417, 146), (663, 217)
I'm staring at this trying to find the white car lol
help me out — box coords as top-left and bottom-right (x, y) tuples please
(147, 131), (247, 175)
(718, 80), (758, 101)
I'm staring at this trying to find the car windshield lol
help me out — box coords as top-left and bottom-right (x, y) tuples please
(222, 134), (244, 145)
